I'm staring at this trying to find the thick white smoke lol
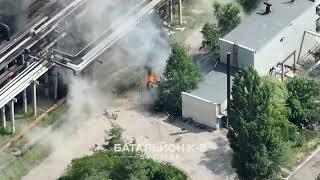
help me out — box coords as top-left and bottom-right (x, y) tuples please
(26, 0), (170, 156)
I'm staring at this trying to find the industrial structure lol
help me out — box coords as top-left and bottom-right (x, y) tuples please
(0, 0), (183, 134)
(183, 0), (320, 129)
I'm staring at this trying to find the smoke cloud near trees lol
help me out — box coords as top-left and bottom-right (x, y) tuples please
(25, 0), (171, 159)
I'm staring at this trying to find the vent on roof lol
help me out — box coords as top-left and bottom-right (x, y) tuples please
(264, 2), (272, 14)
(257, 2), (272, 15)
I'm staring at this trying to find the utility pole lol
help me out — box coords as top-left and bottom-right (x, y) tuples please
(178, 0), (182, 27)
(227, 53), (231, 127)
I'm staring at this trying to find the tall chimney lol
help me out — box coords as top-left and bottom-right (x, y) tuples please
(227, 52), (231, 127)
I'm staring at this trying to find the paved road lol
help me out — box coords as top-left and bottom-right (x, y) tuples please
(289, 149), (320, 180)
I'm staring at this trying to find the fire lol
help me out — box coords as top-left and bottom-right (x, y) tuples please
(148, 74), (157, 85)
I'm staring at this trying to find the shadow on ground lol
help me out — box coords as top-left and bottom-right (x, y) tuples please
(200, 136), (235, 177)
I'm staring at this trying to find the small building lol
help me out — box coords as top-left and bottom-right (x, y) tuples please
(220, 0), (320, 75)
(182, 65), (232, 129)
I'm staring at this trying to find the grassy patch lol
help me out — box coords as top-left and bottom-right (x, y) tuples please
(0, 102), (66, 180)
(40, 104), (67, 127)
(0, 144), (50, 180)
(0, 106), (44, 147)
(281, 130), (320, 170)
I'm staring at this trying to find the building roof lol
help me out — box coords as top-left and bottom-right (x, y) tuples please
(222, 0), (315, 51)
(190, 64), (233, 104)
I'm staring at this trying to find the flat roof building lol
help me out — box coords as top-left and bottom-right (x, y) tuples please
(220, 0), (320, 75)
(183, 0), (320, 129)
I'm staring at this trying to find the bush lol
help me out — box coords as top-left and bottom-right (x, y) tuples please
(286, 77), (320, 127)
(0, 127), (11, 135)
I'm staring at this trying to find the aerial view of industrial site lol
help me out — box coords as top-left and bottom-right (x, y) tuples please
(0, 0), (320, 179)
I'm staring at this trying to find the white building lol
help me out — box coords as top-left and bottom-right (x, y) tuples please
(182, 0), (320, 129)
(220, 0), (320, 75)
(182, 65), (232, 129)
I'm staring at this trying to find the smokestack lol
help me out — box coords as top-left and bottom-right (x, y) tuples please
(226, 52), (231, 127)
(264, 2), (272, 14)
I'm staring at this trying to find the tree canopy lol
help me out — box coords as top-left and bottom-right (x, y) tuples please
(213, 2), (241, 36)
(59, 125), (187, 180)
(228, 67), (291, 179)
(59, 150), (187, 180)
(201, 2), (240, 55)
(159, 42), (201, 115)
(286, 77), (320, 127)
(200, 23), (220, 56)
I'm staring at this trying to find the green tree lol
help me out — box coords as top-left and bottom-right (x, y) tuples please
(213, 2), (241, 36)
(228, 67), (286, 179)
(286, 77), (320, 127)
(159, 42), (201, 116)
(102, 123), (125, 150)
(200, 2), (240, 55)
(59, 151), (187, 180)
(238, 0), (261, 12)
(263, 77), (298, 142)
(316, 173), (320, 180)
(200, 23), (220, 56)
(59, 124), (187, 180)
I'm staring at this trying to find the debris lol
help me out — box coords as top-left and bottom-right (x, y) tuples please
(175, 136), (182, 143)
(103, 110), (118, 120)
(8, 147), (22, 157)
(89, 144), (99, 152)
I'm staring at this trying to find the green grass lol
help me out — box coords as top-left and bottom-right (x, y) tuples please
(0, 106), (45, 147)
(281, 130), (320, 170)
(0, 102), (67, 180)
(0, 144), (50, 180)
(39, 104), (67, 127)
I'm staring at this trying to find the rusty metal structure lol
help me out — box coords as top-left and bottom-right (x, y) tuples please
(0, 0), (171, 133)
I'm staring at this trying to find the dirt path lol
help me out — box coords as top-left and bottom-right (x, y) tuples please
(109, 98), (235, 180)
(23, 118), (109, 180)
(22, 97), (235, 180)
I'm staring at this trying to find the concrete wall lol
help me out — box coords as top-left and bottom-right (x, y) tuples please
(219, 38), (255, 71)
(254, 3), (319, 75)
(181, 92), (217, 128)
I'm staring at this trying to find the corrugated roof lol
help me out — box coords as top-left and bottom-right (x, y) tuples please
(222, 0), (315, 51)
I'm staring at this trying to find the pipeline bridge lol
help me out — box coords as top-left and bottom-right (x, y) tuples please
(0, 0), (181, 133)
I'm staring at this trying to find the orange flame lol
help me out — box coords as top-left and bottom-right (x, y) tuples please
(148, 74), (157, 85)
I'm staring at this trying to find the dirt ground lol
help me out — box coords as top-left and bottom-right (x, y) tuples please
(22, 95), (235, 180)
